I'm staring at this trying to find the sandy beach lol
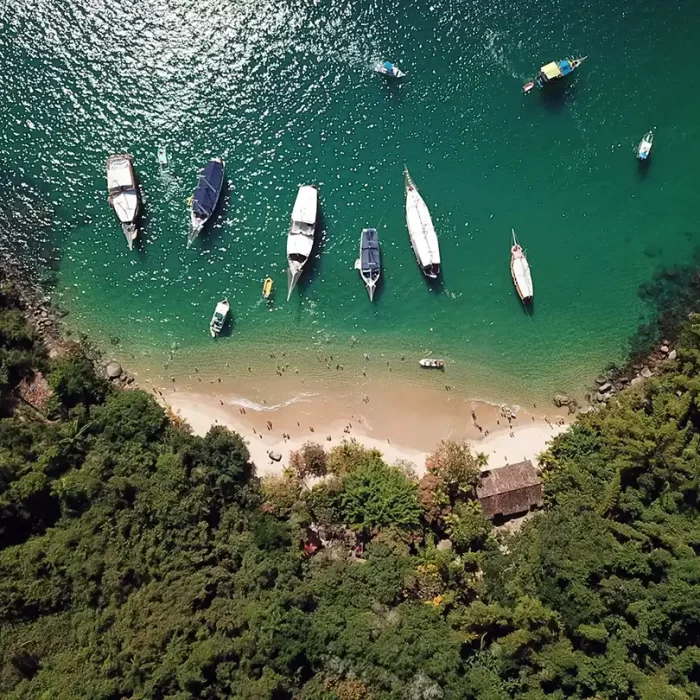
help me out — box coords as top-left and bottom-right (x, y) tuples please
(147, 372), (570, 476)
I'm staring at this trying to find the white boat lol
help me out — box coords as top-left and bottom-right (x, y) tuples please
(374, 61), (406, 79)
(286, 185), (318, 300)
(510, 229), (533, 304)
(106, 154), (141, 250)
(209, 298), (230, 337)
(405, 167), (441, 278)
(354, 228), (381, 301)
(637, 130), (653, 161)
(419, 358), (444, 369)
(188, 157), (225, 248)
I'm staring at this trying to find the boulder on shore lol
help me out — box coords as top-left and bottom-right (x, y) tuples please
(598, 382), (612, 394)
(660, 345), (670, 354)
(106, 362), (122, 379)
(668, 349), (677, 361)
(553, 394), (571, 407)
(268, 450), (282, 462)
(641, 367), (652, 379)
(436, 539), (453, 551)
(595, 376), (608, 386)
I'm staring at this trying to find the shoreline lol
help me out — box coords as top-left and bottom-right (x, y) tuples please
(155, 380), (570, 476)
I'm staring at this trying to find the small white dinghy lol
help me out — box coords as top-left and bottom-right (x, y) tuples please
(419, 358), (444, 369)
(637, 130), (653, 161)
(375, 61), (405, 79)
(510, 229), (533, 304)
(209, 298), (230, 338)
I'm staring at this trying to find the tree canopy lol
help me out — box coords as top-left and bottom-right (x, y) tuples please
(2, 291), (700, 699)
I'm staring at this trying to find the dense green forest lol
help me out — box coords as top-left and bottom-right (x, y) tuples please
(1, 283), (700, 700)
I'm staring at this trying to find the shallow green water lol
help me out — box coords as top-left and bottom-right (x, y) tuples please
(2, 0), (700, 403)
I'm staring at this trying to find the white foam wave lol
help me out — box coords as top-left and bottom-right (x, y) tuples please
(227, 392), (316, 411)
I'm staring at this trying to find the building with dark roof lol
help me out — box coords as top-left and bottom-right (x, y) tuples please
(477, 460), (543, 520)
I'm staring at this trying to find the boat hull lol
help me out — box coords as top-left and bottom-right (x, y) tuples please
(405, 168), (441, 279)
(358, 228), (381, 301)
(188, 158), (225, 248)
(106, 154), (141, 250)
(510, 232), (534, 303)
(286, 185), (318, 300)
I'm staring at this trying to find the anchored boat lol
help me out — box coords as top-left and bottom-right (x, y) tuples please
(262, 277), (274, 300)
(354, 228), (381, 301)
(157, 146), (168, 168)
(374, 61), (405, 79)
(637, 131), (653, 160)
(188, 157), (225, 248)
(419, 358), (445, 369)
(510, 229), (533, 304)
(209, 298), (230, 338)
(106, 154), (141, 250)
(286, 185), (318, 300)
(523, 56), (587, 93)
(405, 167), (441, 279)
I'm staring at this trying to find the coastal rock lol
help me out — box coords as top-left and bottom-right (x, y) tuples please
(553, 394), (571, 408)
(641, 367), (652, 378)
(436, 539), (453, 551)
(598, 382), (612, 394)
(595, 393), (608, 403)
(268, 450), (282, 462)
(106, 362), (122, 379)
(580, 406), (596, 415)
(595, 376), (608, 386)
(660, 345), (670, 354)
(631, 377), (644, 386)
(668, 350), (677, 361)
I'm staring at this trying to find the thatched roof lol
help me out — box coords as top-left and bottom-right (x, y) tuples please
(477, 460), (542, 519)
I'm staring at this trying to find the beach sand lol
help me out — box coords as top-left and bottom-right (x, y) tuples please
(148, 371), (570, 476)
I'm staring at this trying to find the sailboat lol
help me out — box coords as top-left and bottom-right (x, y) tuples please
(405, 167), (441, 279)
(510, 229), (533, 304)
(187, 157), (225, 248)
(106, 154), (141, 250)
(354, 228), (381, 301)
(637, 131), (653, 160)
(286, 185), (318, 300)
(523, 56), (587, 93)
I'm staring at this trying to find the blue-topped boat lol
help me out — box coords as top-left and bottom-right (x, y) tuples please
(354, 228), (381, 301)
(187, 157), (225, 248)
(374, 61), (405, 79)
(523, 56), (587, 94)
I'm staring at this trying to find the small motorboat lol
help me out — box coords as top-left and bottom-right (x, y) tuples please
(637, 131), (653, 161)
(375, 61), (405, 79)
(106, 154), (141, 250)
(262, 277), (274, 300)
(188, 157), (225, 248)
(157, 146), (168, 168)
(209, 298), (230, 337)
(510, 229), (533, 304)
(354, 228), (381, 301)
(419, 358), (445, 369)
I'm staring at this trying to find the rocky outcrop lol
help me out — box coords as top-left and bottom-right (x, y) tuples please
(106, 362), (122, 379)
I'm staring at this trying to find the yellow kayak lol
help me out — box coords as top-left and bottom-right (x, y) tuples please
(262, 277), (273, 299)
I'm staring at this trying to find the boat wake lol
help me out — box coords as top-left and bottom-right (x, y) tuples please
(483, 29), (521, 81)
(227, 392), (316, 412)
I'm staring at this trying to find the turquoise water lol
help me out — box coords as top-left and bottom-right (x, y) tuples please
(2, 0), (700, 403)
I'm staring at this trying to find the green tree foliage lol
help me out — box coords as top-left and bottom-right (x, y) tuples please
(340, 461), (421, 535)
(0, 289), (45, 413)
(48, 348), (108, 410)
(3, 295), (700, 699)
